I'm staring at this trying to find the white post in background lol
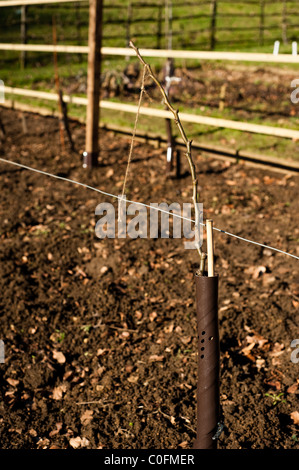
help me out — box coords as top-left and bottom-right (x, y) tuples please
(20, 6), (27, 69)
(273, 40), (280, 55)
(292, 41), (297, 56)
(210, 0), (217, 50)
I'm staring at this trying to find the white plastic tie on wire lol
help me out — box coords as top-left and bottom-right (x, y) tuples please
(165, 76), (181, 85)
(0, 157), (298, 261)
(165, 76), (181, 95)
(0, 340), (4, 364)
(167, 146), (172, 162)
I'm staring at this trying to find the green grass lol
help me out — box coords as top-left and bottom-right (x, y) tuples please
(1, 1), (299, 52)
(1, 1), (299, 162)
(5, 91), (299, 162)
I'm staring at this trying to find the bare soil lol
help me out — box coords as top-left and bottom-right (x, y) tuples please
(0, 109), (298, 449)
(65, 62), (299, 120)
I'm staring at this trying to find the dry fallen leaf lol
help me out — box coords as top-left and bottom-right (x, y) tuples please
(256, 358), (265, 370)
(97, 348), (106, 356)
(290, 411), (299, 425)
(246, 332), (268, 349)
(149, 355), (164, 362)
(37, 438), (50, 449)
(244, 265), (267, 279)
(69, 436), (90, 449)
(180, 336), (191, 345)
(80, 410), (93, 426)
(149, 296), (163, 304)
(266, 379), (281, 391)
(49, 423), (63, 437)
(53, 350), (66, 364)
(221, 204), (233, 215)
(164, 323), (174, 334)
(240, 340), (256, 362)
(225, 179), (236, 186)
(135, 310), (142, 320)
(127, 374), (139, 384)
(263, 176), (276, 185)
(52, 383), (67, 400)
(241, 342), (255, 355)
(7, 378), (19, 387)
(253, 266), (267, 280)
(100, 266), (108, 275)
(149, 312), (157, 322)
(262, 274), (276, 286)
(178, 441), (188, 448)
(74, 266), (87, 278)
(219, 306), (230, 313)
(106, 168), (114, 178)
(287, 383), (298, 394)
(269, 343), (285, 357)
(169, 415), (176, 425)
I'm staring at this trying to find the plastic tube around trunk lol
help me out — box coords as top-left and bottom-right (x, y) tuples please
(193, 274), (220, 449)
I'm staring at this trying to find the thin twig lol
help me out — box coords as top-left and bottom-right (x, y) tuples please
(76, 400), (108, 406)
(129, 41), (205, 267)
(108, 325), (138, 333)
(121, 65), (147, 201)
(153, 408), (196, 433)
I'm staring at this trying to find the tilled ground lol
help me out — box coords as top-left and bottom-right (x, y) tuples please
(0, 109), (298, 449)
(66, 62), (299, 120)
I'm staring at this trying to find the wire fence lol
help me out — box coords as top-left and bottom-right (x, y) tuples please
(0, 156), (298, 261)
(1, 0), (299, 66)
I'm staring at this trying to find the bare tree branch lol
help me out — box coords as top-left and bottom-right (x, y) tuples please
(130, 40), (206, 269)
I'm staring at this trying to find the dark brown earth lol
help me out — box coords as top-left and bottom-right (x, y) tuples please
(0, 108), (298, 449)
(30, 62), (299, 123)
(63, 62), (299, 120)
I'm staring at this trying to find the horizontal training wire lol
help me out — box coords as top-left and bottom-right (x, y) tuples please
(0, 156), (298, 261)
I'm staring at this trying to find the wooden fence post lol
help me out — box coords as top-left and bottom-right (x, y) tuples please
(75, 3), (82, 62)
(84, 0), (103, 169)
(125, 2), (132, 60)
(210, 0), (217, 51)
(126, 2), (132, 47)
(75, 3), (81, 45)
(259, 0), (265, 47)
(20, 6), (27, 69)
(157, 5), (162, 49)
(165, 0), (173, 50)
(282, 0), (287, 45)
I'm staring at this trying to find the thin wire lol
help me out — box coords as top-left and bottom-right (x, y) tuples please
(0, 156), (298, 261)
(121, 65), (147, 201)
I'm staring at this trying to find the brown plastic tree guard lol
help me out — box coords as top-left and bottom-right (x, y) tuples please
(193, 274), (220, 449)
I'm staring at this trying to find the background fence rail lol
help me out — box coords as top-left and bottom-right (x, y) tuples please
(1, 43), (298, 63)
(1, 0), (299, 56)
(4, 85), (299, 140)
